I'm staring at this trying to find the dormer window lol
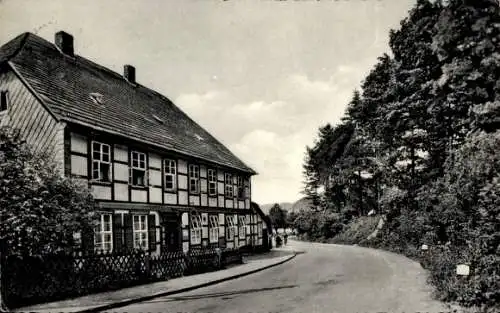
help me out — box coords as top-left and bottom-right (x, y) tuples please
(153, 114), (164, 124)
(188, 164), (200, 193)
(130, 151), (147, 187)
(91, 141), (111, 182)
(0, 91), (9, 112)
(225, 173), (233, 197)
(89, 92), (104, 105)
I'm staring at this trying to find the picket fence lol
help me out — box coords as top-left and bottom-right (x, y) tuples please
(1, 247), (243, 308)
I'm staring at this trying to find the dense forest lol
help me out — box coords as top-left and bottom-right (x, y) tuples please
(294, 0), (500, 310)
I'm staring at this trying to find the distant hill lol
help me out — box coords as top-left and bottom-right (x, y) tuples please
(259, 202), (294, 215)
(259, 197), (315, 215)
(290, 197), (314, 212)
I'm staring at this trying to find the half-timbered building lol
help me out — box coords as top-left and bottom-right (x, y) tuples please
(0, 31), (266, 255)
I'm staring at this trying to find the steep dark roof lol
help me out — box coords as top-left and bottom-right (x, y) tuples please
(0, 32), (256, 174)
(251, 202), (272, 231)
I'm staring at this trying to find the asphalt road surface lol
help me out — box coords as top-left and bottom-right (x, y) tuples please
(109, 241), (450, 313)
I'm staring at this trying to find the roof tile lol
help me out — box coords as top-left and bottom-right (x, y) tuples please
(0, 32), (256, 174)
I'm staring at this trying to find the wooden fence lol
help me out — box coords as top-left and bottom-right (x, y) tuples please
(1, 247), (243, 309)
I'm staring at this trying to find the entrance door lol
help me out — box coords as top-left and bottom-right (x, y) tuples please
(161, 214), (181, 252)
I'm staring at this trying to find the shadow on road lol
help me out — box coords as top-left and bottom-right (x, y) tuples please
(244, 249), (299, 262)
(145, 285), (299, 303)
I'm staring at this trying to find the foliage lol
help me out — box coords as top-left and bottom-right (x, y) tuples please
(293, 210), (343, 241)
(419, 131), (500, 307)
(0, 126), (95, 257)
(299, 0), (500, 310)
(268, 203), (288, 229)
(330, 216), (381, 245)
(286, 211), (299, 227)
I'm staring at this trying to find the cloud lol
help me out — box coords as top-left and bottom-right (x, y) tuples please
(175, 65), (367, 204)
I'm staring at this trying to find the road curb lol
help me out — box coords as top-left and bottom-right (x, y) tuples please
(73, 252), (298, 313)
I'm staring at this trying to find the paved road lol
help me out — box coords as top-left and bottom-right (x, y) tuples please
(110, 241), (450, 313)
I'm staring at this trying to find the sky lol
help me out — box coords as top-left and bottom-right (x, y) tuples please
(0, 0), (416, 205)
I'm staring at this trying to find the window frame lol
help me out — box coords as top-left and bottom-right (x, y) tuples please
(188, 164), (200, 194)
(224, 173), (233, 198)
(238, 216), (246, 239)
(225, 215), (236, 241)
(207, 169), (217, 196)
(130, 151), (147, 187)
(91, 141), (112, 183)
(237, 176), (244, 199)
(132, 214), (148, 250)
(209, 215), (219, 243)
(94, 213), (113, 253)
(190, 214), (202, 245)
(163, 159), (177, 191)
(0, 90), (9, 112)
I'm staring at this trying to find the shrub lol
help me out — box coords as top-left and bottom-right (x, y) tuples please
(292, 209), (344, 241)
(417, 131), (500, 309)
(331, 216), (381, 245)
(0, 126), (95, 257)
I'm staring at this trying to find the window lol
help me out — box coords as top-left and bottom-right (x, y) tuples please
(237, 176), (244, 199)
(130, 151), (147, 187)
(246, 215), (251, 237)
(73, 231), (82, 250)
(94, 214), (112, 253)
(189, 164), (200, 193)
(226, 215), (236, 241)
(238, 216), (246, 239)
(209, 215), (219, 243)
(164, 159), (176, 191)
(208, 169), (217, 196)
(0, 91), (8, 112)
(91, 141), (111, 182)
(224, 173), (233, 197)
(133, 215), (148, 250)
(190, 214), (202, 245)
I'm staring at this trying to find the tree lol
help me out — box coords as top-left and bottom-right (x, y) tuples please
(0, 126), (96, 257)
(431, 0), (500, 153)
(303, 124), (336, 207)
(286, 211), (299, 228)
(268, 204), (287, 229)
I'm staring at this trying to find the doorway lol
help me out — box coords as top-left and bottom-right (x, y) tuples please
(161, 213), (181, 252)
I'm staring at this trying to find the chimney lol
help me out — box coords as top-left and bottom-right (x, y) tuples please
(55, 31), (74, 56)
(124, 65), (136, 84)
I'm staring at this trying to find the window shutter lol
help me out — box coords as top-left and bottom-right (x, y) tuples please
(124, 214), (133, 251)
(128, 167), (132, 185)
(146, 169), (150, 187)
(148, 214), (156, 252)
(81, 225), (95, 256)
(109, 163), (113, 183)
(112, 213), (123, 253)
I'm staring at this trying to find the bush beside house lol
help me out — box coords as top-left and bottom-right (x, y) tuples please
(0, 126), (96, 258)
(0, 126), (96, 308)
